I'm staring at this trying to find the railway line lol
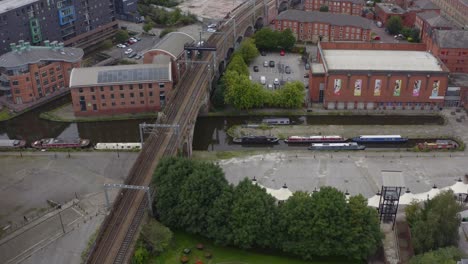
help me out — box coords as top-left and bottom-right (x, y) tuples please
(86, 0), (270, 262)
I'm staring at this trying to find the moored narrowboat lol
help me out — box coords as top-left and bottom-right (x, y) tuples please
(0, 139), (27, 149)
(284, 135), (347, 144)
(32, 138), (90, 149)
(417, 140), (458, 150)
(232, 136), (279, 144)
(352, 135), (408, 143)
(308, 142), (365, 150)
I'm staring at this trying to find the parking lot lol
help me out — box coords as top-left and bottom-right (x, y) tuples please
(249, 51), (308, 90)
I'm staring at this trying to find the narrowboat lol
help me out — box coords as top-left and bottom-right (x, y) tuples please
(232, 136), (279, 144)
(32, 138), (91, 149)
(94, 142), (142, 150)
(262, 118), (290, 125)
(417, 140), (458, 150)
(308, 142), (365, 150)
(352, 135), (408, 143)
(0, 139), (27, 149)
(284, 135), (347, 144)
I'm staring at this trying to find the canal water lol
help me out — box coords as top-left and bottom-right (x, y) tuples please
(0, 97), (444, 150)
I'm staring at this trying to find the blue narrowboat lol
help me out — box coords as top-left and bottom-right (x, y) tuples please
(352, 135), (408, 143)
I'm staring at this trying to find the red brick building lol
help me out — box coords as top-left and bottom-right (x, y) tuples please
(374, 0), (439, 27)
(446, 73), (468, 108)
(275, 10), (372, 43)
(415, 11), (454, 44)
(0, 40), (83, 104)
(143, 32), (196, 84)
(309, 42), (450, 110)
(303, 0), (365, 16)
(430, 0), (468, 29)
(426, 30), (468, 73)
(69, 64), (172, 116)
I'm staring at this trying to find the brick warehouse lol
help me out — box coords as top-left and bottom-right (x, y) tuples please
(309, 42), (450, 110)
(69, 64), (172, 116)
(0, 40), (83, 104)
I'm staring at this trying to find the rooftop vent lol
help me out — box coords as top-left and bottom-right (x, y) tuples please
(44, 40), (50, 47)
(9, 43), (16, 52)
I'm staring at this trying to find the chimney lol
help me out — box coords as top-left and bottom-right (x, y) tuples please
(18, 40), (25, 47)
(24, 42), (31, 51)
(44, 40), (50, 47)
(16, 45), (22, 54)
(58, 42), (64, 50)
(51, 41), (58, 50)
(10, 43), (16, 52)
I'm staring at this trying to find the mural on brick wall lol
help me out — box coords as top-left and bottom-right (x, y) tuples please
(334, 79), (342, 95)
(413, 80), (421, 97)
(431, 80), (440, 97)
(374, 79), (381, 96)
(354, 79), (362, 96)
(393, 80), (402, 96)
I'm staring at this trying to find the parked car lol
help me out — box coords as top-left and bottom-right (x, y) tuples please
(394, 34), (404, 40)
(207, 23), (217, 28)
(260, 50), (266, 56)
(274, 78), (280, 86)
(267, 84), (273, 89)
(116, 44), (126, 48)
(207, 28), (216, 33)
(305, 63), (310, 70)
(260, 76), (266, 84)
(280, 50), (285, 56)
(128, 52), (137, 58)
(373, 36), (381, 41)
(124, 48), (133, 54)
(135, 37), (142, 41)
(285, 66), (291, 74)
(263, 61), (269, 67)
(127, 40), (135, 45)
(253, 66), (259, 72)
(135, 53), (143, 59)
(269, 60), (275, 67)
(129, 37), (137, 42)
(304, 73), (310, 78)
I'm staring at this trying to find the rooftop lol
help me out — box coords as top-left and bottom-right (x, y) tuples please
(69, 64), (172, 88)
(311, 63), (325, 74)
(321, 49), (445, 72)
(433, 30), (468, 49)
(0, 41), (83, 68)
(411, 0), (439, 10)
(325, 0), (364, 4)
(149, 32), (195, 59)
(417, 11), (454, 28)
(376, 3), (405, 14)
(276, 10), (371, 29)
(0, 0), (37, 14)
(449, 73), (468, 87)
(382, 170), (405, 188)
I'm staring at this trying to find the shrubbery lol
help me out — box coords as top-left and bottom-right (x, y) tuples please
(152, 157), (383, 261)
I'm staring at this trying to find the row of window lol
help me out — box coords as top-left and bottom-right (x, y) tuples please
(78, 83), (165, 93)
(86, 100), (159, 111)
(283, 22), (362, 34)
(85, 91), (156, 100)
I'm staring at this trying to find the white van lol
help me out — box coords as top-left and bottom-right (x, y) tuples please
(260, 76), (266, 84)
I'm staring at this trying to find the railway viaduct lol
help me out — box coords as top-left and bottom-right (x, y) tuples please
(86, 0), (288, 263)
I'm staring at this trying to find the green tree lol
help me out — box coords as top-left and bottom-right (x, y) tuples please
(143, 21), (154, 33)
(176, 162), (228, 234)
(277, 191), (317, 259)
(211, 80), (226, 109)
(254, 28), (279, 50)
(345, 195), (383, 259)
(132, 243), (149, 264)
(141, 219), (173, 254)
(401, 27), (412, 37)
(309, 187), (349, 256)
(228, 178), (277, 249)
(115, 29), (129, 43)
(169, 8), (182, 25)
(319, 5), (329, 12)
(386, 16), (403, 35)
(278, 28), (296, 51)
(152, 157), (195, 227)
(206, 185), (235, 245)
(238, 38), (259, 64)
(274, 81), (304, 108)
(99, 39), (113, 50)
(410, 28), (420, 42)
(405, 191), (461, 254)
(226, 53), (249, 76)
(409, 246), (463, 264)
(223, 71), (266, 110)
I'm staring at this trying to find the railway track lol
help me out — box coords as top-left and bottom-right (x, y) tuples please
(86, 0), (272, 261)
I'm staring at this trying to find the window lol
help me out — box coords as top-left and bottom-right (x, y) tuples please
(148, 83), (152, 88)
(93, 104), (97, 111)
(111, 94), (115, 99)
(130, 93), (134, 98)
(42, 72), (47, 77)
(140, 101), (144, 104)
(92, 95), (96, 100)
(131, 101), (135, 105)
(149, 92), (153, 96)
(51, 77), (56, 82)
(102, 103), (107, 107)
(14, 89), (20, 94)
(120, 102), (125, 105)
(100, 87), (104, 92)
(139, 84), (143, 89)
(26, 77), (29, 82)
(112, 102), (116, 106)
(101, 94), (105, 99)
(12, 80), (19, 85)
(130, 85), (134, 90)
(43, 80), (49, 85)
(120, 93), (124, 99)
(119, 85), (123, 91)
(140, 92), (144, 97)
(90, 87), (94, 92)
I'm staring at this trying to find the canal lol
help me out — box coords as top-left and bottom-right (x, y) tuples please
(0, 97), (444, 150)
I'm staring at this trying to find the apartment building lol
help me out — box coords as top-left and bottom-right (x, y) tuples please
(275, 10), (372, 43)
(415, 11), (454, 44)
(0, 0), (118, 56)
(430, 0), (468, 29)
(303, 0), (365, 16)
(426, 30), (468, 73)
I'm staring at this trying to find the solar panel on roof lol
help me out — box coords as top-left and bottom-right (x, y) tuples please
(97, 67), (169, 84)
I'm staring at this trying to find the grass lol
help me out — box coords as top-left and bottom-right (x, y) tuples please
(0, 108), (15, 121)
(152, 231), (360, 264)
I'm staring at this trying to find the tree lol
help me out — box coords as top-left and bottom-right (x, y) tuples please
(345, 195), (383, 259)
(254, 28), (279, 50)
(141, 218), (173, 254)
(319, 5), (329, 12)
(278, 28), (296, 51)
(223, 71), (267, 110)
(274, 81), (304, 108)
(405, 191), (461, 254)
(228, 178), (277, 249)
(143, 21), (155, 33)
(206, 185), (235, 245)
(211, 79), (226, 109)
(410, 28), (420, 42)
(238, 38), (259, 64)
(175, 162), (228, 234)
(152, 157), (196, 227)
(409, 247), (463, 264)
(386, 16), (403, 35)
(401, 27), (412, 38)
(226, 53), (249, 76)
(308, 187), (349, 256)
(115, 29), (129, 43)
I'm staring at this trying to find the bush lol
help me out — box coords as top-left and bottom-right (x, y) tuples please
(160, 28), (175, 38)
(141, 218), (173, 254)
